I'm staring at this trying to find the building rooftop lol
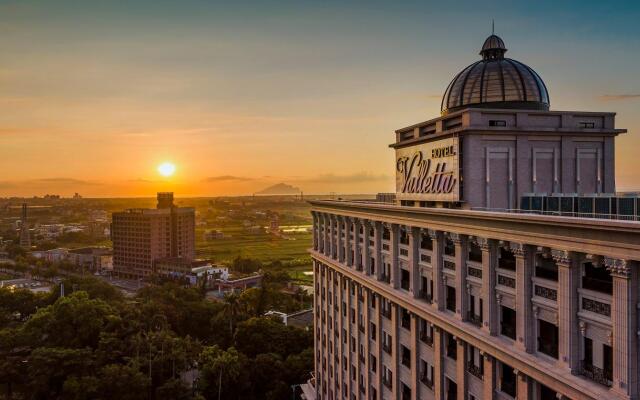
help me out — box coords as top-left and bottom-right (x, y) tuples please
(441, 34), (549, 115)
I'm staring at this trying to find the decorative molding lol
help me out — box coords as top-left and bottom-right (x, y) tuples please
(509, 242), (525, 257)
(551, 249), (571, 266)
(579, 320), (587, 336)
(604, 257), (630, 278)
(448, 232), (462, 244)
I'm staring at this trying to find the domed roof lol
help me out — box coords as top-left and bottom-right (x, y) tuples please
(441, 34), (549, 115)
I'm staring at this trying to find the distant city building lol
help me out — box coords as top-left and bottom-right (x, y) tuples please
(111, 192), (195, 279)
(265, 309), (313, 328)
(309, 34), (638, 400)
(68, 247), (113, 274)
(30, 248), (69, 263)
(19, 203), (31, 248)
(154, 258), (228, 285)
(203, 230), (224, 241)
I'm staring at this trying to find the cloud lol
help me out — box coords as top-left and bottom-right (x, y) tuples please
(35, 177), (101, 185)
(297, 172), (391, 184)
(203, 175), (253, 182)
(598, 94), (640, 102)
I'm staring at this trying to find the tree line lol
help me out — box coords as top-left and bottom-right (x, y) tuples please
(0, 275), (313, 400)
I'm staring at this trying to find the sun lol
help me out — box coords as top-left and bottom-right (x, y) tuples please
(157, 162), (176, 177)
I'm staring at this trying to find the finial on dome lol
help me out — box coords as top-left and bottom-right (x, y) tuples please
(479, 33), (507, 60)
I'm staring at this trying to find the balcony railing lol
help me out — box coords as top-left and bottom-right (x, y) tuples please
(580, 360), (612, 387)
(467, 362), (483, 379)
(420, 331), (433, 346)
(534, 284), (558, 301)
(419, 290), (433, 304)
(401, 355), (411, 368)
(537, 339), (558, 359)
(420, 373), (434, 389)
(501, 380), (516, 397)
(467, 311), (483, 327)
(382, 376), (393, 389)
(497, 274), (516, 289)
(443, 255), (456, 271)
(581, 296), (611, 317)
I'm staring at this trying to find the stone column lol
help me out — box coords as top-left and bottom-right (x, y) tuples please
(513, 243), (535, 353)
(329, 215), (336, 259)
(362, 220), (371, 276)
(452, 233), (468, 320)
(344, 217), (353, 267)
(390, 303), (399, 399)
(312, 212), (318, 251)
(353, 218), (361, 270)
(554, 250), (580, 372)
(456, 338), (467, 400)
(433, 326), (444, 400)
(374, 221), (383, 280)
(480, 238), (498, 335)
(390, 224), (400, 289)
(344, 277), (352, 396)
(410, 314), (419, 400)
(430, 230), (445, 311)
(606, 257), (638, 399)
(482, 352), (495, 400)
(317, 213), (325, 253)
(515, 370), (531, 400)
(408, 227), (421, 298)
(337, 216), (345, 263)
(363, 288), (371, 400)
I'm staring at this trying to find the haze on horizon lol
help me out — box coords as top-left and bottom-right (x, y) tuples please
(0, 0), (639, 197)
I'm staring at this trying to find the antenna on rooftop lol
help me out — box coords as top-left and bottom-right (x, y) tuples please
(492, 19), (495, 35)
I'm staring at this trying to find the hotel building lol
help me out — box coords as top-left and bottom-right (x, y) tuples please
(308, 35), (639, 400)
(111, 192), (195, 278)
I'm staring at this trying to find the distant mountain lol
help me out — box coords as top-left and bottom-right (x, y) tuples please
(255, 183), (301, 195)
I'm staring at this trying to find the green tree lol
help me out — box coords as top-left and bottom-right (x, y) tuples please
(197, 346), (250, 400)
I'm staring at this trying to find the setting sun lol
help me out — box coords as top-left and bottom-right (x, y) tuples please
(157, 162), (176, 177)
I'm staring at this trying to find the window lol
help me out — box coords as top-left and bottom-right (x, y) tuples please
(468, 242), (482, 262)
(420, 234), (433, 250)
(489, 119), (507, 127)
(444, 238), (456, 256)
(401, 345), (411, 368)
(446, 333), (457, 360)
(582, 262), (612, 294)
(583, 337), (593, 365)
(535, 254), (558, 281)
(383, 331), (392, 354)
(382, 366), (393, 389)
(401, 382), (411, 400)
(446, 285), (457, 312)
(370, 322), (377, 341)
(401, 269), (410, 291)
(579, 121), (595, 129)
(537, 319), (559, 358)
(501, 306), (516, 340)
(603, 344), (613, 377)
(401, 308), (411, 330)
(500, 363), (516, 397)
(370, 354), (377, 373)
(498, 248), (516, 271)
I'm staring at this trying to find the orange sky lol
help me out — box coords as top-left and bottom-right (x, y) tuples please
(0, 1), (639, 197)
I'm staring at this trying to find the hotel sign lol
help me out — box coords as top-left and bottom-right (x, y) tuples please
(395, 137), (460, 202)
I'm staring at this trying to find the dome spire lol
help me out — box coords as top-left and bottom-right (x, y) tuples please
(479, 31), (507, 60)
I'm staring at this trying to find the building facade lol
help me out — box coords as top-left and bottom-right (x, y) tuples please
(309, 35), (639, 400)
(111, 192), (195, 278)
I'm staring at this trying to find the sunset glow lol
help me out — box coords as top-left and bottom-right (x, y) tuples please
(157, 162), (176, 177)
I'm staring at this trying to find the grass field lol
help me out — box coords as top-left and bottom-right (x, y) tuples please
(196, 229), (313, 263)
